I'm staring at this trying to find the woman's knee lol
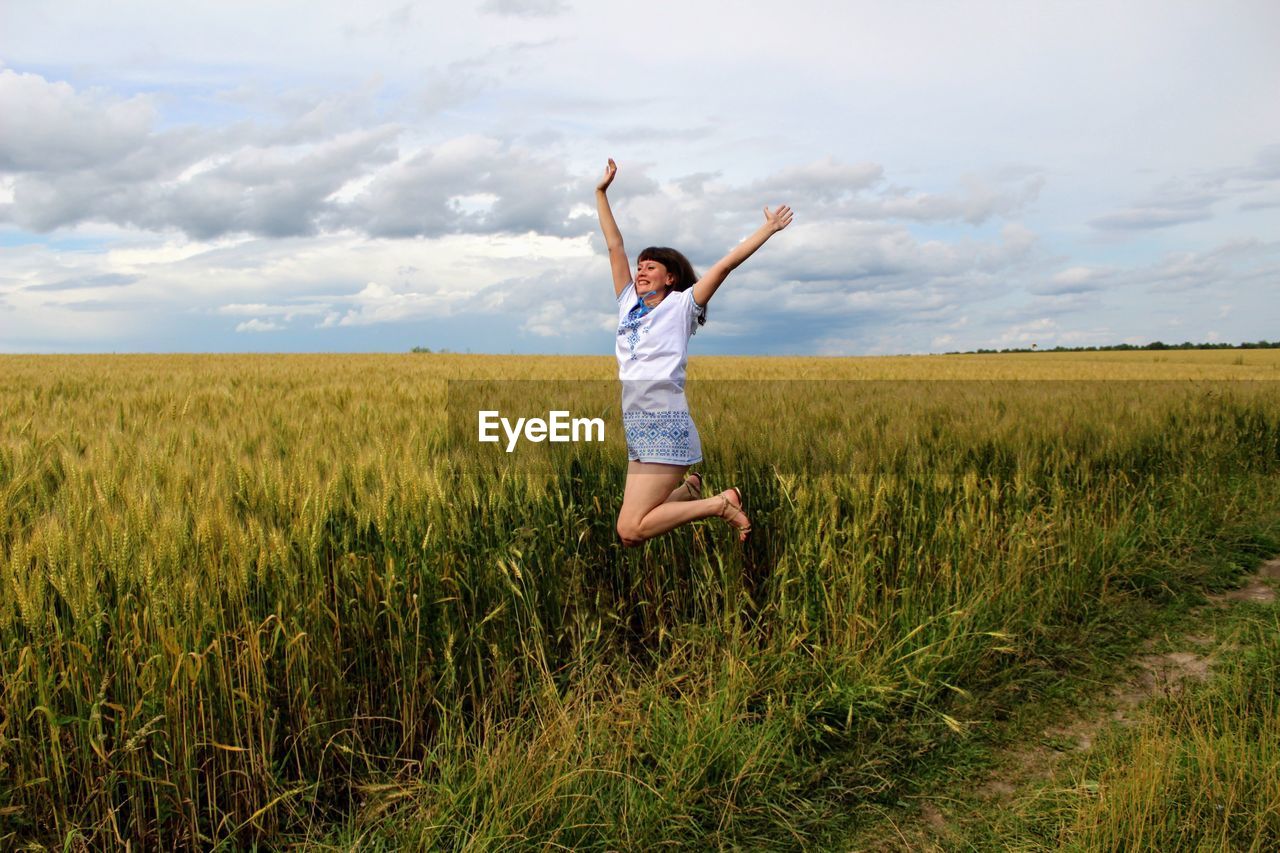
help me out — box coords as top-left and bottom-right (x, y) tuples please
(616, 517), (645, 547)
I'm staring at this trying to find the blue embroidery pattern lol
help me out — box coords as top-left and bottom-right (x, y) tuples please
(618, 295), (655, 361)
(618, 316), (650, 360)
(623, 409), (694, 462)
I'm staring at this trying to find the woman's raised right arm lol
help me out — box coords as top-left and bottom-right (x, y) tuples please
(596, 158), (632, 297)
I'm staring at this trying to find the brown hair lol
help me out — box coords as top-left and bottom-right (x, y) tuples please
(637, 246), (706, 324)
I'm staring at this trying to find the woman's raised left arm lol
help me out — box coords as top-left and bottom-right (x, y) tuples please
(692, 205), (793, 307)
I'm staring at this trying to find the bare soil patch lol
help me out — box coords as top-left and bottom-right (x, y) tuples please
(1210, 556), (1280, 604)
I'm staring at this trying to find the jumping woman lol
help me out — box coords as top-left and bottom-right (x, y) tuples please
(596, 158), (793, 547)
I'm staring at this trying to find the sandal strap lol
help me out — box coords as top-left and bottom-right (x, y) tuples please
(686, 471), (706, 499)
(718, 494), (752, 539)
(720, 493), (749, 525)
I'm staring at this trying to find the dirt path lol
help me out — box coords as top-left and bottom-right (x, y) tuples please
(886, 557), (1280, 851)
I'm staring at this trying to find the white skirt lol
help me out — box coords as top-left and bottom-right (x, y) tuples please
(620, 378), (702, 465)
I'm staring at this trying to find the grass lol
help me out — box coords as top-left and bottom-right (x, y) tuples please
(917, 590), (1280, 853)
(1065, 606), (1280, 852)
(838, 516), (1279, 851)
(0, 351), (1278, 848)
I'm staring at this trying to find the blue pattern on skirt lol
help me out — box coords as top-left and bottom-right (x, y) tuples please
(623, 409), (700, 465)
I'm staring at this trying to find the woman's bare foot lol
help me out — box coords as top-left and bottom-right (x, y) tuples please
(717, 488), (751, 542)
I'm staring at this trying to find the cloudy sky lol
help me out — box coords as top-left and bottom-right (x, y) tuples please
(2, 0), (1278, 355)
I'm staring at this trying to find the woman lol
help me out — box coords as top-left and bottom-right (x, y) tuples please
(596, 158), (792, 546)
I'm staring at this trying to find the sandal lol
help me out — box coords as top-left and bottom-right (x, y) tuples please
(719, 487), (752, 542)
(682, 471), (703, 500)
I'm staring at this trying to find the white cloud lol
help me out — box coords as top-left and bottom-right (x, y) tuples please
(480, 0), (569, 17)
(1031, 265), (1112, 295)
(0, 69), (589, 241)
(1, 96), (402, 238)
(332, 281), (441, 326)
(341, 134), (586, 238)
(1125, 239), (1279, 292)
(0, 69), (156, 172)
(1090, 204), (1213, 231)
(234, 318), (282, 332)
(219, 302), (332, 322)
(1088, 151), (1280, 233)
(3, 1), (1280, 353)
(749, 157), (884, 201)
(995, 317), (1056, 346)
(1053, 267), (1099, 286)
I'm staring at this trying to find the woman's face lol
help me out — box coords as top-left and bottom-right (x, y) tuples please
(635, 259), (674, 302)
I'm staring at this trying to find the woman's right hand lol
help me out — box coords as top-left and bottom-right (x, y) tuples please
(597, 158), (617, 193)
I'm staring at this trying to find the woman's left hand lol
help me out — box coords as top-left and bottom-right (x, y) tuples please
(597, 158), (618, 193)
(763, 204), (794, 233)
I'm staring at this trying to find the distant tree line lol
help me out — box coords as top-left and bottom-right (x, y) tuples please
(949, 340), (1280, 355)
(410, 341), (1278, 356)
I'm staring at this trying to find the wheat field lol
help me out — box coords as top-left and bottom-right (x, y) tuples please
(1, 351), (1278, 848)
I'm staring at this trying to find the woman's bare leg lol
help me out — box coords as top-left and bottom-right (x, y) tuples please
(616, 462), (749, 546)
